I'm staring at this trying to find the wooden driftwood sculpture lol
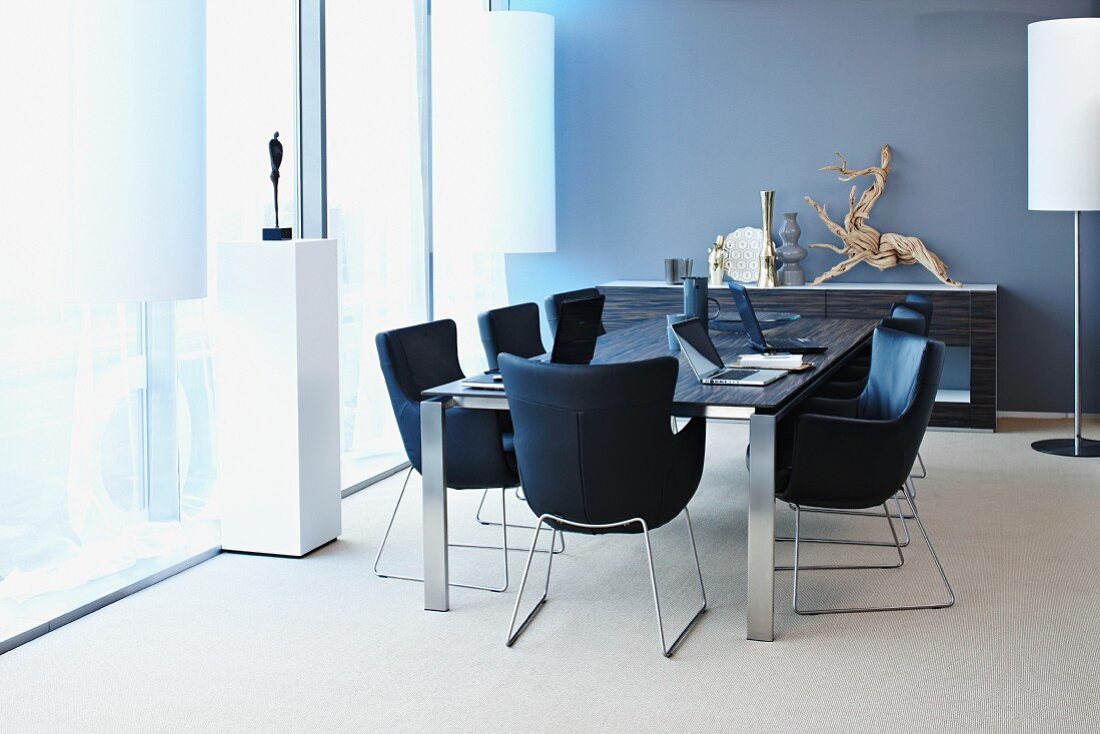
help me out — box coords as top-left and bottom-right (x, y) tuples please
(804, 145), (960, 287)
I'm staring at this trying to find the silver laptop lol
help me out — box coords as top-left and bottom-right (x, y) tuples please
(671, 318), (785, 386)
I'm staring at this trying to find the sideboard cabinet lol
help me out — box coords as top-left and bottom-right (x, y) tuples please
(598, 281), (997, 431)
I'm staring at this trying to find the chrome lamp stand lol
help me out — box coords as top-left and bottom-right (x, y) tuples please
(1032, 211), (1100, 457)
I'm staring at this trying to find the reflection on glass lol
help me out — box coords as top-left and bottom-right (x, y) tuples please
(327, 0), (428, 486)
(0, 0), (295, 637)
(327, 1), (512, 489)
(0, 301), (219, 616)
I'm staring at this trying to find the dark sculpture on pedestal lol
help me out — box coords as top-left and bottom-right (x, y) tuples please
(263, 131), (293, 241)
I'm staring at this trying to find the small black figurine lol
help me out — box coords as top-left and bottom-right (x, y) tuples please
(269, 132), (282, 226)
(263, 131), (293, 240)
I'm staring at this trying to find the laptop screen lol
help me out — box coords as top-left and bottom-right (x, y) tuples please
(726, 282), (767, 349)
(550, 295), (604, 365)
(671, 318), (725, 376)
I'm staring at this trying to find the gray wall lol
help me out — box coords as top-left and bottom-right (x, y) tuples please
(504, 0), (1100, 413)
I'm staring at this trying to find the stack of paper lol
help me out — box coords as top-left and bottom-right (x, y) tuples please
(738, 353), (804, 370)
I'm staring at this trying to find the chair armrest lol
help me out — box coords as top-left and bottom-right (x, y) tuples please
(673, 416), (707, 495)
(798, 395), (860, 418)
(782, 413), (907, 509)
(814, 379), (865, 401)
(403, 401), (519, 488)
(776, 395), (859, 459)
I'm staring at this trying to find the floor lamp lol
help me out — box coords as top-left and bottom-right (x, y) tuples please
(1028, 18), (1100, 457)
(71, 0), (209, 509)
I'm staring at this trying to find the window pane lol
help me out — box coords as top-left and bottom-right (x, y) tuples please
(0, 302), (144, 602)
(326, 0), (428, 486)
(204, 0), (298, 500)
(0, 0), (299, 637)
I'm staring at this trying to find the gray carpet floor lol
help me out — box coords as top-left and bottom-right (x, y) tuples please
(2, 418), (1098, 733)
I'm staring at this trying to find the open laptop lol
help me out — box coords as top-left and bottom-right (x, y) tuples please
(727, 282), (826, 354)
(548, 294), (604, 365)
(671, 318), (785, 386)
(465, 295), (604, 388)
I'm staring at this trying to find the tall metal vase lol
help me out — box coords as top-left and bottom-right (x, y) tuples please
(757, 190), (778, 288)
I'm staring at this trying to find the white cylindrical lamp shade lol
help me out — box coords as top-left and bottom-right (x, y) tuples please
(432, 11), (556, 253)
(1028, 18), (1100, 212)
(70, 0), (207, 301)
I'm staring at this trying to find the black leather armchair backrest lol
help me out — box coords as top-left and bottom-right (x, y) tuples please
(881, 309), (926, 336)
(893, 294), (933, 336)
(544, 287), (606, 337)
(377, 319), (464, 410)
(499, 354), (705, 533)
(867, 331), (944, 496)
(898, 336), (945, 476)
(478, 303), (546, 371)
(376, 319), (518, 488)
(858, 327), (930, 420)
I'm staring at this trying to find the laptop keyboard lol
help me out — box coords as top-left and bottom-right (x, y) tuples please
(716, 368), (759, 380)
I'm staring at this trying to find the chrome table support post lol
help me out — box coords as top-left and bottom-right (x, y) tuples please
(747, 413), (776, 642)
(421, 397), (450, 611)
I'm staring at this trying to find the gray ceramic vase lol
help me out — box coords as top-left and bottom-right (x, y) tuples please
(777, 212), (807, 286)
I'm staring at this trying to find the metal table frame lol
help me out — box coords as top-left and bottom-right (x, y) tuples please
(419, 319), (873, 642)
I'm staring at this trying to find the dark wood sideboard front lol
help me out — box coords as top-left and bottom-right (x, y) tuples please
(599, 283), (997, 431)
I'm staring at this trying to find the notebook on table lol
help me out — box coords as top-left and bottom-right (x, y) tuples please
(460, 373), (505, 390)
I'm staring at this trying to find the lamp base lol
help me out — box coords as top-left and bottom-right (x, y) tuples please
(262, 227), (293, 241)
(1031, 437), (1100, 457)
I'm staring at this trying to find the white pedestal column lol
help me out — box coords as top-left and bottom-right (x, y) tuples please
(214, 239), (341, 556)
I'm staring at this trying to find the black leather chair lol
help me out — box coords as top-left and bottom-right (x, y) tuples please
(781, 308), (930, 552)
(774, 327), (955, 615)
(895, 295), (932, 483)
(477, 302), (546, 372)
(374, 319), (521, 591)
(895, 296), (933, 481)
(476, 303), (565, 554)
(819, 294), (933, 486)
(498, 354), (708, 657)
(897, 293), (933, 330)
(544, 287), (606, 337)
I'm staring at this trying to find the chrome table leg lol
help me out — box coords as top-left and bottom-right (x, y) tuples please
(747, 413), (776, 641)
(421, 397), (450, 611)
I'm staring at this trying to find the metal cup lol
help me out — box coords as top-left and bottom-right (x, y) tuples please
(663, 258), (693, 285)
(664, 259), (680, 284)
(667, 313), (690, 351)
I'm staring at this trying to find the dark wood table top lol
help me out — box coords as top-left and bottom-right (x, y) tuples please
(424, 316), (877, 420)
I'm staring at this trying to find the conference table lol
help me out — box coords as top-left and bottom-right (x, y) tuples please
(420, 315), (878, 641)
